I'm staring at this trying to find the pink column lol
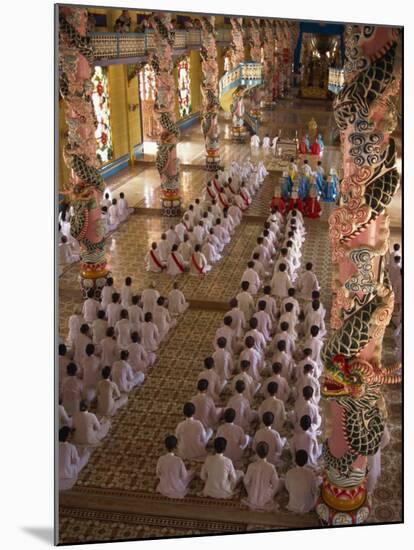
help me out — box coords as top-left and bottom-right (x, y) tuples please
(229, 17), (248, 142)
(59, 6), (109, 298)
(247, 18), (262, 118)
(200, 16), (221, 172)
(150, 12), (181, 217)
(316, 25), (402, 525)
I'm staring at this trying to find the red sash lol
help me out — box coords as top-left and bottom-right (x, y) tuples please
(218, 193), (229, 209)
(182, 221), (189, 231)
(150, 250), (165, 270)
(191, 253), (205, 275)
(228, 183), (237, 195)
(207, 186), (216, 200)
(240, 190), (250, 206)
(213, 179), (221, 193)
(171, 252), (185, 272)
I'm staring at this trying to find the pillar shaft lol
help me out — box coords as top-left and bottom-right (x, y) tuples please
(200, 16), (221, 171)
(230, 17), (248, 142)
(247, 18), (262, 117)
(317, 25), (401, 526)
(58, 6), (109, 298)
(150, 12), (181, 216)
(261, 20), (275, 109)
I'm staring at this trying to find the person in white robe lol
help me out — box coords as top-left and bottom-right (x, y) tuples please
(239, 183), (252, 207)
(250, 133), (261, 149)
(81, 343), (101, 402)
(212, 338), (234, 381)
(167, 282), (189, 316)
(230, 360), (260, 402)
(252, 238), (272, 270)
(281, 288), (301, 321)
(245, 317), (267, 354)
(240, 261), (261, 296)
(175, 402), (212, 461)
(243, 441), (282, 511)
(59, 236), (80, 266)
(285, 450), (321, 513)
(153, 296), (176, 340)
(290, 415), (322, 467)
(271, 340), (294, 382)
(200, 437), (244, 498)
(175, 215), (190, 242)
(294, 365), (320, 403)
(302, 326), (324, 368)
(191, 379), (223, 429)
(301, 159), (313, 178)
(92, 310), (108, 346)
(112, 350), (144, 392)
(158, 233), (171, 263)
(117, 192), (133, 222)
(228, 201), (242, 226)
(127, 295), (144, 334)
(240, 335), (265, 379)
(236, 282), (256, 321)
(114, 309), (132, 349)
(100, 327), (119, 368)
(261, 362), (290, 402)
(251, 253), (269, 282)
(145, 242), (166, 273)
(72, 401), (111, 446)
(127, 331), (155, 372)
(100, 278), (117, 312)
(279, 303), (298, 339)
(270, 323), (296, 358)
(59, 400), (72, 428)
(226, 380), (258, 430)
(177, 234), (193, 264)
(258, 382), (287, 433)
(234, 193), (248, 212)
(204, 181), (218, 203)
(61, 363), (83, 417)
(193, 221), (206, 246)
(67, 306), (84, 348)
(296, 263), (320, 301)
(96, 366), (128, 417)
(214, 318), (236, 355)
(225, 298), (246, 340)
(253, 301), (273, 342)
(274, 250), (295, 282)
(270, 136), (279, 155)
(197, 356), (226, 402)
(120, 277), (133, 308)
(59, 427), (90, 491)
(208, 228), (224, 254)
(262, 134), (271, 152)
(141, 312), (161, 352)
(260, 286), (278, 322)
(108, 199), (120, 231)
(73, 324), (92, 371)
(214, 219), (230, 246)
(202, 238), (221, 265)
(271, 264), (292, 302)
(156, 435), (195, 498)
(190, 244), (211, 276)
(141, 283), (160, 316)
(291, 386), (322, 433)
(166, 244), (186, 275)
(253, 411), (286, 466)
(296, 349), (320, 381)
(216, 408), (250, 463)
(165, 225), (179, 249)
(106, 292), (122, 329)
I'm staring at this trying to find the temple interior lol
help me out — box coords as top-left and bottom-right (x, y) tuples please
(57, 6), (402, 544)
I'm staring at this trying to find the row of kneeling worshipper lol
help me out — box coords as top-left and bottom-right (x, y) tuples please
(156, 206), (329, 513)
(58, 278), (189, 491)
(145, 159), (269, 275)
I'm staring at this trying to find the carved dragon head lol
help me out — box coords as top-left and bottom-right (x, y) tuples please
(322, 355), (401, 399)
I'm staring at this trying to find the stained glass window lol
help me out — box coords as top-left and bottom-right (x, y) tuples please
(91, 66), (113, 163)
(139, 63), (156, 101)
(177, 57), (191, 118)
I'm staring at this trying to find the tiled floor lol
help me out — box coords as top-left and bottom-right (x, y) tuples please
(58, 97), (402, 544)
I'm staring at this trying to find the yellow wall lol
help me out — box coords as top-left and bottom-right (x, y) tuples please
(190, 50), (202, 113)
(126, 74), (142, 151)
(107, 65), (130, 160)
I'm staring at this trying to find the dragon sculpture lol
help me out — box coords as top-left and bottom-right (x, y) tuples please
(59, 6), (109, 298)
(229, 17), (248, 142)
(200, 16), (221, 171)
(316, 25), (402, 525)
(150, 13), (181, 216)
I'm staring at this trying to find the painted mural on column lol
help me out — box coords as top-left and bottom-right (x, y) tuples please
(59, 5), (109, 297)
(262, 19), (275, 108)
(316, 24), (402, 526)
(247, 18), (263, 117)
(91, 66), (113, 163)
(229, 17), (247, 141)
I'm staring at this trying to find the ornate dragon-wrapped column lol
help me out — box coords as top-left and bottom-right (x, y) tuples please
(261, 19), (275, 109)
(200, 16), (221, 172)
(59, 6), (109, 298)
(316, 25), (402, 526)
(150, 12), (181, 216)
(247, 18), (262, 118)
(229, 17), (248, 142)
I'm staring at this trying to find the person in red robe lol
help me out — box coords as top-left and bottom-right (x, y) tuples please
(304, 184), (322, 218)
(287, 194), (305, 214)
(311, 140), (321, 156)
(270, 192), (287, 215)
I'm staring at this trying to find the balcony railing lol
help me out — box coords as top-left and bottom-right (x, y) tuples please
(90, 28), (232, 62)
(219, 62), (264, 97)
